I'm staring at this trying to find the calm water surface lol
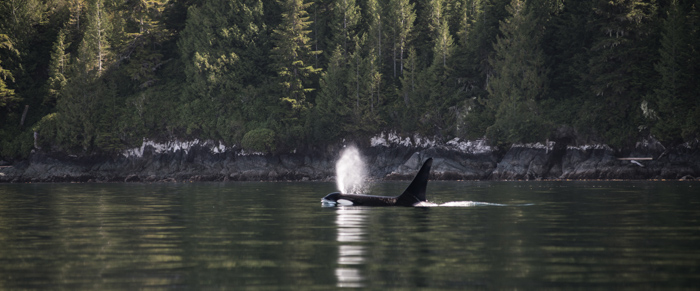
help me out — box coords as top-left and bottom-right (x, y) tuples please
(0, 181), (698, 289)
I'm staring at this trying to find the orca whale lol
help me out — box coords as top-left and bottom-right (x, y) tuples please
(322, 158), (433, 207)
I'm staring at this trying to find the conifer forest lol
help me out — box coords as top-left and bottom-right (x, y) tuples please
(1, 0), (699, 159)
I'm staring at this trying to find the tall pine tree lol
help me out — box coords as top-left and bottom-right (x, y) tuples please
(78, 0), (111, 76)
(364, 0), (384, 115)
(486, 0), (548, 144)
(328, 0), (359, 56)
(652, 0), (694, 144)
(424, 0), (457, 136)
(271, 0), (321, 112)
(120, 0), (171, 88)
(312, 45), (349, 142)
(386, 0), (416, 78)
(428, 0), (454, 68)
(684, 1), (700, 140)
(177, 0), (265, 143)
(0, 34), (19, 110)
(46, 29), (70, 107)
(580, 0), (658, 147)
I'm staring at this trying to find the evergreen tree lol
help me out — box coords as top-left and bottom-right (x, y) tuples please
(545, 1), (593, 109)
(307, 0), (331, 68)
(486, 0), (548, 144)
(120, 0), (171, 88)
(652, 0), (694, 144)
(450, 1), (485, 89)
(271, 0), (321, 112)
(345, 37), (380, 134)
(462, 0), (509, 82)
(364, 46), (382, 119)
(364, 0), (384, 112)
(684, 1), (700, 140)
(54, 72), (104, 150)
(578, 0), (659, 147)
(397, 46), (425, 132)
(177, 0), (265, 143)
(78, 0), (111, 76)
(346, 39), (363, 118)
(365, 0), (383, 64)
(313, 45), (349, 141)
(453, 0), (478, 41)
(0, 0), (45, 116)
(3, 0), (699, 158)
(454, 0), (484, 45)
(0, 0), (44, 45)
(423, 0), (458, 136)
(451, 0), (507, 139)
(68, 0), (86, 31)
(46, 29), (70, 106)
(50, 0), (115, 151)
(428, 0), (454, 68)
(269, 0), (321, 149)
(399, 47), (419, 107)
(329, 0), (360, 55)
(386, 0), (416, 78)
(0, 34), (19, 109)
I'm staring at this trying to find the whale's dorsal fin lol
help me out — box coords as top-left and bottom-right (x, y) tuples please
(395, 158), (433, 206)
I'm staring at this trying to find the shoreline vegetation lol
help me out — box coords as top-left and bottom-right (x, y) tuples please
(1, 0), (699, 178)
(1, 135), (698, 183)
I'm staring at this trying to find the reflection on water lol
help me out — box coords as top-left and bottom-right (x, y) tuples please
(1, 181), (699, 289)
(335, 208), (368, 287)
(338, 245), (365, 264)
(0, 184), (187, 289)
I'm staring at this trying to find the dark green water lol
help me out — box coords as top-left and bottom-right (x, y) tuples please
(0, 181), (698, 289)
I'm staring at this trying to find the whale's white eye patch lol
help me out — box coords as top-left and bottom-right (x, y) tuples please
(321, 199), (337, 207)
(337, 199), (354, 206)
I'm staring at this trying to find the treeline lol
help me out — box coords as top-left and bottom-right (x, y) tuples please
(1, 0), (699, 158)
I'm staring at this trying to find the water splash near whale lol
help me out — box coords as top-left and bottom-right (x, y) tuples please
(413, 201), (511, 207)
(335, 146), (369, 194)
(411, 201), (535, 207)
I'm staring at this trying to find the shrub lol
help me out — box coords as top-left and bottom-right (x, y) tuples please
(241, 128), (276, 153)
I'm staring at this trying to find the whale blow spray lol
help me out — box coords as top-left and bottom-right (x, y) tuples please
(335, 146), (368, 194)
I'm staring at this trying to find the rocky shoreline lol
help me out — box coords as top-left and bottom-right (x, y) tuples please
(1, 137), (698, 183)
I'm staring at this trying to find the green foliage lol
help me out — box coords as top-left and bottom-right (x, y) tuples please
(0, 34), (20, 109)
(0, 74), (18, 109)
(486, 0), (548, 144)
(46, 29), (70, 106)
(428, 0), (454, 68)
(177, 0), (265, 144)
(364, 0), (383, 60)
(312, 36), (384, 142)
(544, 0), (591, 118)
(32, 112), (59, 149)
(329, 0), (360, 55)
(2, 0), (700, 160)
(0, 127), (33, 159)
(423, 0), (459, 137)
(651, 0), (695, 144)
(79, 0), (111, 76)
(312, 45), (349, 142)
(580, 0), (659, 147)
(242, 128), (276, 153)
(271, 0), (321, 113)
(460, 99), (494, 140)
(385, 0), (416, 79)
(397, 47), (425, 132)
(347, 38), (383, 135)
(117, 0), (171, 89)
